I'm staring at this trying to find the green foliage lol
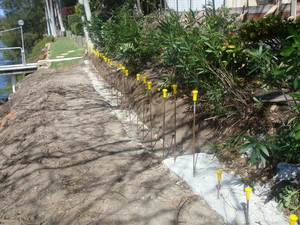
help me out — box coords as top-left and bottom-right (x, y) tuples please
(212, 131), (245, 152)
(90, 4), (160, 70)
(71, 22), (84, 36)
(88, 3), (298, 120)
(239, 16), (300, 49)
(87, 12), (105, 47)
(27, 36), (54, 62)
(75, 3), (85, 17)
(274, 115), (300, 164)
(207, 87), (227, 115)
(89, 0), (135, 18)
(0, 0), (45, 61)
(68, 14), (81, 25)
(237, 112), (300, 165)
(274, 30), (300, 91)
(238, 136), (276, 167)
(277, 185), (300, 213)
(68, 13), (83, 35)
(246, 42), (278, 87)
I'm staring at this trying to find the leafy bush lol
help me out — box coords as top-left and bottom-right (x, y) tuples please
(68, 14), (81, 27)
(75, 3), (85, 17)
(274, 30), (300, 90)
(238, 136), (275, 167)
(71, 22), (84, 36)
(246, 43), (278, 87)
(274, 115), (300, 164)
(87, 4), (298, 117)
(68, 13), (83, 35)
(277, 185), (300, 214)
(239, 16), (300, 50)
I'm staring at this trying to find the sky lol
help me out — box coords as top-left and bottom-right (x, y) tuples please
(0, 8), (4, 17)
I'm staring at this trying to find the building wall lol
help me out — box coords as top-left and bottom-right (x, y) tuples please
(230, 2), (300, 19)
(225, 0), (294, 9)
(165, 0), (224, 11)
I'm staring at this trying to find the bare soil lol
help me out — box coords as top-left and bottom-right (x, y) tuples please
(0, 61), (227, 224)
(90, 55), (292, 188)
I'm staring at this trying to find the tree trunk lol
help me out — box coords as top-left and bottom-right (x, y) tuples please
(45, 0), (57, 37)
(78, 0), (91, 46)
(83, 0), (92, 21)
(55, 0), (65, 32)
(136, 0), (142, 13)
(45, 2), (51, 36)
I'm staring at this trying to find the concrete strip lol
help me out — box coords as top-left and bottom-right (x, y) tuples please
(39, 57), (83, 63)
(163, 154), (289, 225)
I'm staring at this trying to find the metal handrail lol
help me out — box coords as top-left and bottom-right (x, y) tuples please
(0, 27), (20, 33)
(0, 47), (22, 51)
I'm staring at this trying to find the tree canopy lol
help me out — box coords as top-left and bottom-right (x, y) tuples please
(0, 0), (46, 61)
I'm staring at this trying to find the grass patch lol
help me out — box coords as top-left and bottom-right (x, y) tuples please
(49, 38), (85, 59)
(50, 59), (82, 69)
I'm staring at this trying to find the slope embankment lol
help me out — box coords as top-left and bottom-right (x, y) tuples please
(0, 61), (226, 224)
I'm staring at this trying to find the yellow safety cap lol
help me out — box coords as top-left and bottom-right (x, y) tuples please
(172, 84), (178, 95)
(136, 74), (141, 81)
(125, 70), (129, 76)
(245, 187), (252, 201)
(162, 89), (168, 98)
(147, 81), (152, 90)
(216, 169), (223, 181)
(143, 76), (147, 84)
(289, 214), (298, 225)
(192, 90), (198, 102)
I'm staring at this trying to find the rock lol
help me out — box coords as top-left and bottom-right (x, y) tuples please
(273, 162), (300, 183)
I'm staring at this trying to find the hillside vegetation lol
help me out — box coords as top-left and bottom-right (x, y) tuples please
(87, 4), (300, 215)
(88, 5), (300, 164)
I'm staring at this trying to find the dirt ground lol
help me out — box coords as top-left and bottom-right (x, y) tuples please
(0, 61), (227, 224)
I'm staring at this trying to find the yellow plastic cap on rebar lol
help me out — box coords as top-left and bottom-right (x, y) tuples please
(192, 90), (198, 102)
(216, 169), (223, 181)
(143, 76), (147, 84)
(245, 187), (252, 201)
(125, 70), (129, 76)
(289, 214), (298, 225)
(162, 89), (168, 98)
(172, 84), (178, 95)
(136, 74), (141, 81)
(147, 81), (152, 90)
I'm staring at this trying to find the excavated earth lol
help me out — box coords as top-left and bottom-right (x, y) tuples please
(0, 61), (227, 224)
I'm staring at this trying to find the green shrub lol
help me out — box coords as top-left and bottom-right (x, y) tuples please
(274, 30), (300, 91)
(71, 22), (84, 36)
(75, 3), (85, 17)
(27, 35), (54, 62)
(274, 114), (300, 164)
(68, 14), (81, 25)
(239, 16), (300, 50)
